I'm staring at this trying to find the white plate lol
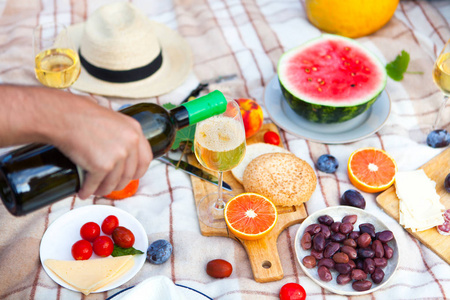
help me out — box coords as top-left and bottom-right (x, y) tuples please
(263, 76), (391, 144)
(40, 205), (148, 294)
(294, 206), (399, 296)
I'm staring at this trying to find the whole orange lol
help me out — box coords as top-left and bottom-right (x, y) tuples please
(236, 98), (263, 139)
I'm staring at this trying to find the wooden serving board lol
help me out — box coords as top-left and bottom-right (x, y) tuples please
(188, 123), (308, 283)
(376, 148), (450, 264)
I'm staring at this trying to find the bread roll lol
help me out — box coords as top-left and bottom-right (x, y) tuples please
(231, 143), (290, 184)
(243, 152), (316, 206)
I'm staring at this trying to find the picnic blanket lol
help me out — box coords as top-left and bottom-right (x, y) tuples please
(0, 0), (449, 299)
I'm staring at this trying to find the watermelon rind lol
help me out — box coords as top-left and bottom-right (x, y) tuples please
(277, 34), (387, 124)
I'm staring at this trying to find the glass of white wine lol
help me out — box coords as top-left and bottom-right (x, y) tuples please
(194, 99), (246, 228)
(33, 23), (81, 89)
(432, 38), (450, 130)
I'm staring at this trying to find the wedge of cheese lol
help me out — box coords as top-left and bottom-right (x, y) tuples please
(44, 255), (134, 295)
(395, 169), (445, 232)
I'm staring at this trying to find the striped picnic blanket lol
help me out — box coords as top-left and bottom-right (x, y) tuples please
(0, 0), (449, 299)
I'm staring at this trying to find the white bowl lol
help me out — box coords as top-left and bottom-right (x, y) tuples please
(294, 206), (399, 295)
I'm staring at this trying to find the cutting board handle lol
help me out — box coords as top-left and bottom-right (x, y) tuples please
(240, 233), (284, 283)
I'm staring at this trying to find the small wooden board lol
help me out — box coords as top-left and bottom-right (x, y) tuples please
(188, 123), (308, 283)
(376, 148), (450, 264)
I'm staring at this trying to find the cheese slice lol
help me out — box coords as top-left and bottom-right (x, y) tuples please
(45, 255), (134, 295)
(395, 169), (445, 232)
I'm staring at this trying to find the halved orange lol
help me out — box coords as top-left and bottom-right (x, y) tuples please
(224, 193), (278, 240)
(347, 148), (397, 193)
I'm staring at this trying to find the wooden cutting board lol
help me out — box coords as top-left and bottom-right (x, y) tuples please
(376, 148), (450, 264)
(188, 123), (308, 283)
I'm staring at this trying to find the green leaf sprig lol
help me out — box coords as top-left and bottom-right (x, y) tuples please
(385, 50), (423, 81)
(111, 245), (144, 257)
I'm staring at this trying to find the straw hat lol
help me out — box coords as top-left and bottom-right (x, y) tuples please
(68, 2), (192, 98)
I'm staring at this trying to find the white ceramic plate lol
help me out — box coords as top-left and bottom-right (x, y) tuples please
(40, 205), (148, 294)
(107, 284), (213, 300)
(294, 206), (399, 296)
(263, 76), (391, 144)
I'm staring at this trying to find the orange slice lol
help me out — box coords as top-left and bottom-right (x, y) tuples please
(224, 193), (278, 240)
(104, 179), (139, 200)
(347, 148), (397, 193)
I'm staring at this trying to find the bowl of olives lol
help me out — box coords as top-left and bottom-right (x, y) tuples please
(294, 206), (399, 295)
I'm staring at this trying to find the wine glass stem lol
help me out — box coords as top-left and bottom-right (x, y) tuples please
(214, 171), (225, 210)
(433, 95), (449, 130)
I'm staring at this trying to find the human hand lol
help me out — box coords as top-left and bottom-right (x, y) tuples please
(53, 97), (152, 199)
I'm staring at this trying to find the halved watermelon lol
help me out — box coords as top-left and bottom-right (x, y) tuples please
(277, 34), (387, 123)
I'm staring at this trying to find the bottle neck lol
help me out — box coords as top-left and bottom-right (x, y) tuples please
(169, 106), (190, 129)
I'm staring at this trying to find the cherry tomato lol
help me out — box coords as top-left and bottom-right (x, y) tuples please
(279, 283), (306, 300)
(80, 222), (100, 242)
(93, 236), (114, 257)
(71, 240), (93, 260)
(102, 215), (119, 235)
(112, 226), (135, 248)
(264, 131), (281, 145)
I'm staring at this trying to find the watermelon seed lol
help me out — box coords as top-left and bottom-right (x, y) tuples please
(305, 68), (310, 73)
(365, 68), (370, 71)
(351, 73), (356, 76)
(307, 78), (312, 82)
(344, 62), (350, 66)
(341, 57), (346, 61)
(351, 84), (356, 87)
(312, 67), (317, 71)
(320, 80), (325, 85)
(326, 55), (331, 59)
(345, 47), (350, 51)
(318, 87), (323, 92)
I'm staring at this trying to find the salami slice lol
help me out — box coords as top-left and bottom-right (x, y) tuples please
(443, 209), (450, 222)
(437, 220), (450, 236)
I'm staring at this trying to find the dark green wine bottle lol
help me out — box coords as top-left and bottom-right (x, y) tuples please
(0, 90), (227, 216)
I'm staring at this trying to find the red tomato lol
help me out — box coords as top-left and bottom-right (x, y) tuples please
(93, 236), (114, 257)
(112, 226), (135, 248)
(102, 215), (119, 235)
(80, 222), (100, 242)
(279, 283), (306, 300)
(264, 131), (281, 145)
(71, 240), (93, 260)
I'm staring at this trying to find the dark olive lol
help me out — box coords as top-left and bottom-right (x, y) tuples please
(335, 263), (352, 274)
(337, 273), (352, 285)
(358, 248), (375, 259)
(300, 232), (312, 250)
(371, 240), (384, 258)
(348, 231), (361, 240)
(357, 233), (372, 248)
(330, 221), (342, 233)
(313, 232), (326, 251)
(342, 214), (358, 224)
(302, 255), (317, 268)
(359, 223), (376, 239)
(376, 230), (394, 243)
(317, 258), (335, 269)
(343, 238), (357, 248)
(330, 232), (346, 243)
(333, 252), (349, 264)
(371, 267), (385, 284)
(352, 280), (372, 291)
(383, 244), (394, 259)
(323, 242), (340, 258)
(374, 257), (388, 268)
(310, 248), (324, 260)
(319, 224), (331, 239)
(351, 269), (367, 281)
(318, 215), (334, 226)
(341, 245), (357, 260)
(305, 223), (321, 235)
(363, 258), (376, 274)
(318, 266), (332, 282)
(339, 222), (354, 235)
